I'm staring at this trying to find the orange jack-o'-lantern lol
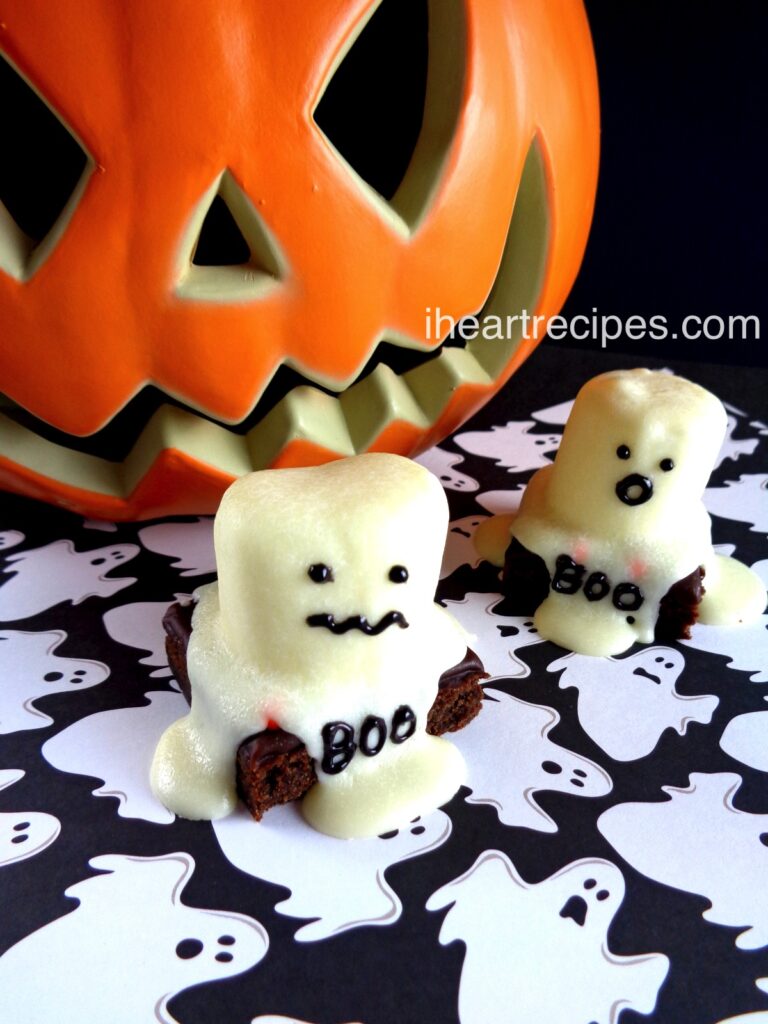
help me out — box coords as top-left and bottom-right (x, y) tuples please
(0, 0), (598, 519)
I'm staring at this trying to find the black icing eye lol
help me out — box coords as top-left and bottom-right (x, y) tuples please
(388, 565), (409, 584)
(660, 458), (674, 472)
(616, 445), (631, 460)
(308, 563), (334, 584)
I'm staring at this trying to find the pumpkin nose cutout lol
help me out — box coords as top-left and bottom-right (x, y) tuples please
(616, 474), (654, 506)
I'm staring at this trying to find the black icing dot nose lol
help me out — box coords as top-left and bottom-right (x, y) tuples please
(388, 565), (409, 584)
(616, 473), (653, 506)
(541, 761), (562, 775)
(44, 671), (64, 682)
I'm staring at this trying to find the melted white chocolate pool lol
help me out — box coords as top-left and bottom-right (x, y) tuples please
(151, 454), (469, 837)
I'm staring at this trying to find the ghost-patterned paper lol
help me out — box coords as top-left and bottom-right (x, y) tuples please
(1, 348), (766, 1024)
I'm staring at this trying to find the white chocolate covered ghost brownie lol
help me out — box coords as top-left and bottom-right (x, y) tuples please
(476, 369), (766, 657)
(162, 600), (486, 820)
(151, 453), (485, 838)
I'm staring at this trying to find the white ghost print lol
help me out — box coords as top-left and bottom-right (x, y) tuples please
(82, 519), (118, 532)
(683, 615), (768, 683)
(454, 421), (560, 473)
(531, 398), (575, 426)
(441, 515), (489, 579)
(42, 691), (188, 825)
(599, 773), (768, 950)
(714, 414), (760, 469)
(451, 688), (612, 831)
(252, 1019), (361, 1024)
(720, 702), (768, 772)
(0, 530), (24, 551)
(427, 851), (669, 1024)
(0, 769), (59, 868)
(475, 486), (526, 516)
(0, 540), (139, 620)
(138, 519), (215, 576)
(548, 647), (718, 761)
(103, 599), (192, 679)
(415, 447), (479, 491)
(0, 852), (268, 1024)
(213, 801), (451, 942)
(705, 475), (768, 534)
(442, 593), (545, 679)
(0, 629), (109, 733)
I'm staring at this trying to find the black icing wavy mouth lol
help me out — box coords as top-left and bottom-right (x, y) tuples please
(306, 611), (409, 635)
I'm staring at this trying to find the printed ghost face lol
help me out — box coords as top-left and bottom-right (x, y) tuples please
(215, 454), (448, 676)
(0, 630), (109, 734)
(427, 851), (669, 1024)
(549, 370), (727, 535)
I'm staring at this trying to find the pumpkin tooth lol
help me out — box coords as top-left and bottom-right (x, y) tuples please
(340, 364), (428, 452)
(0, 413), (123, 497)
(403, 347), (493, 424)
(247, 386), (355, 465)
(122, 406), (252, 494)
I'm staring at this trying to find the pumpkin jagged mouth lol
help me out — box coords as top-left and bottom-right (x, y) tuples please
(0, 139), (549, 511)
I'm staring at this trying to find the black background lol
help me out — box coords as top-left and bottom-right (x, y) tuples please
(555, 0), (767, 368)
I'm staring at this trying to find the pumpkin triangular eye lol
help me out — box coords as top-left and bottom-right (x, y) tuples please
(0, 53), (92, 281)
(176, 170), (285, 302)
(313, 0), (464, 232)
(313, 0), (428, 204)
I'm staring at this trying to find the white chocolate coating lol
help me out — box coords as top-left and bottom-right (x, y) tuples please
(151, 454), (469, 837)
(506, 370), (765, 656)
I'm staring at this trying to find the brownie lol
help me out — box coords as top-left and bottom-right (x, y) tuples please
(501, 538), (705, 642)
(655, 565), (705, 641)
(163, 601), (487, 821)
